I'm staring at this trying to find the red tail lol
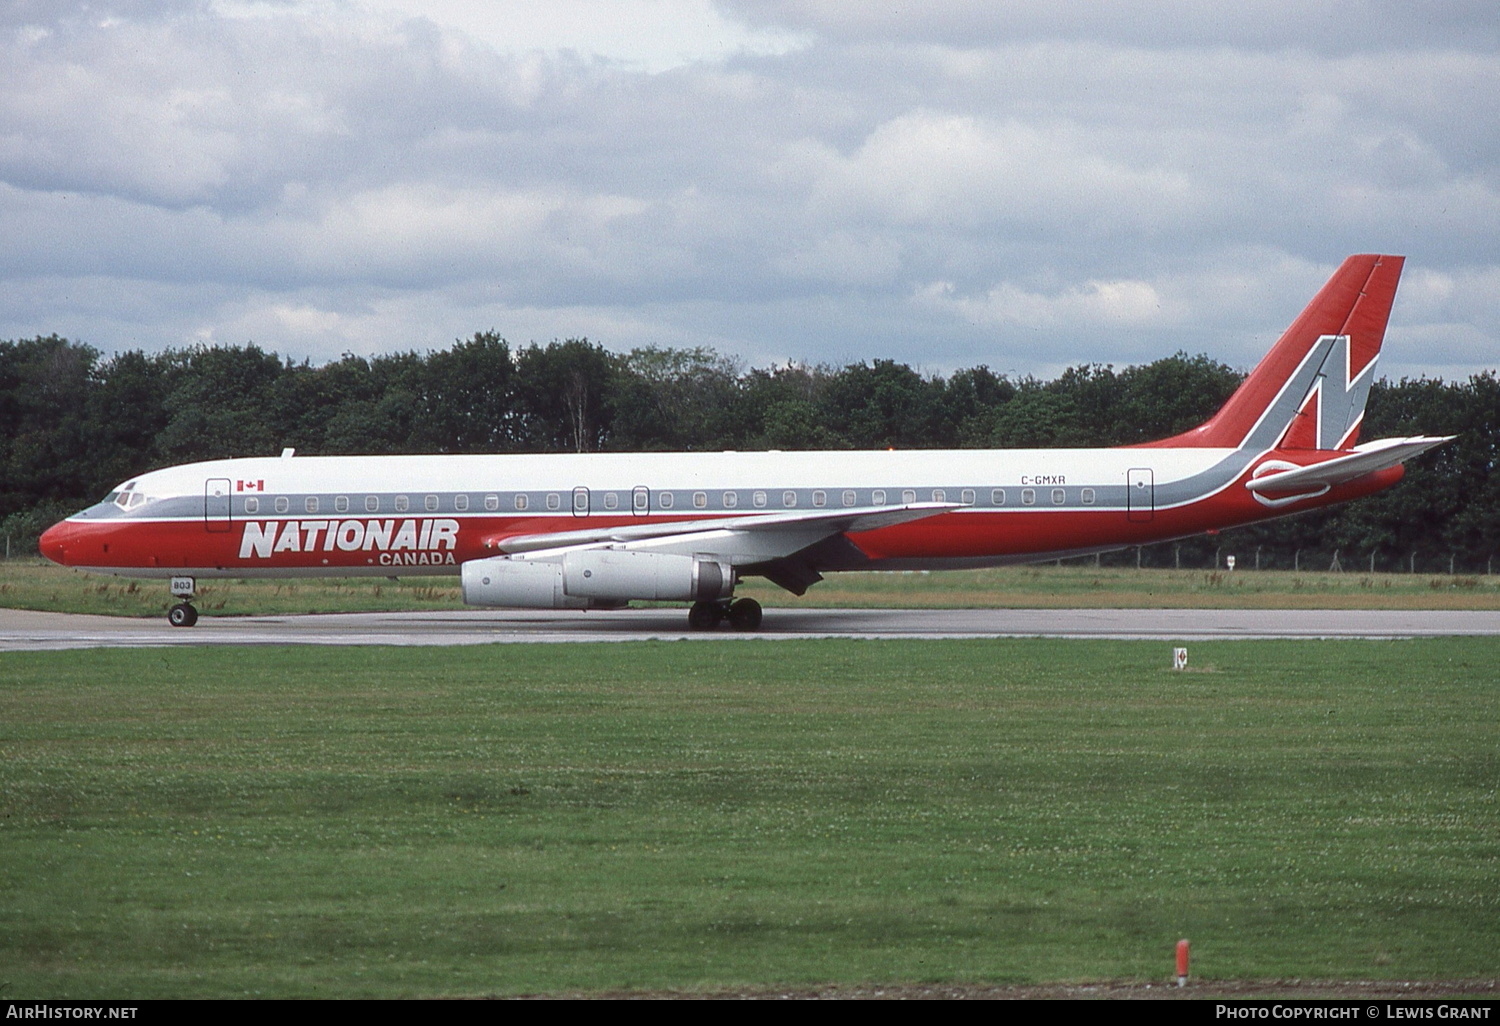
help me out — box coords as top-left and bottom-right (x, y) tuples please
(1154, 254), (1404, 450)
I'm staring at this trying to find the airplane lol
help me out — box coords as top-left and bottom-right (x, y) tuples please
(38, 254), (1449, 631)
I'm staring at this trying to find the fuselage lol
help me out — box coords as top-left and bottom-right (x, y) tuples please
(33, 254), (1434, 631)
(39, 445), (1399, 579)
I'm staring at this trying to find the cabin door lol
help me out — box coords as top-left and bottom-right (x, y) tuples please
(1127, 468), (1154, 523)
(205, 478), (232, 532)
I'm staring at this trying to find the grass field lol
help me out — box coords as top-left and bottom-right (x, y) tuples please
(2, 638), (1496, 998)
(740, 565), (1500, 610)
(4, 557), (1500, 617)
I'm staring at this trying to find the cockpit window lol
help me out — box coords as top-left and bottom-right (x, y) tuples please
(111, 482), (147, 510)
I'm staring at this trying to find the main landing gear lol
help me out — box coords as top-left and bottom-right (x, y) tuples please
(167, 576), (198, 628)
(688, 597), (763, 632)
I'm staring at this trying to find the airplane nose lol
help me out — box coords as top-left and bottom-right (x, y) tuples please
(38, 520), (70, 565)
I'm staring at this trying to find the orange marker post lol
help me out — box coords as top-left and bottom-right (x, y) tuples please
(1176, 938), (1190, 987)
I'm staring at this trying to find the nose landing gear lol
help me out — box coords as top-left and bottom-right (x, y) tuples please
(688, 597), (762, 632)
(168, 576), (198, 627)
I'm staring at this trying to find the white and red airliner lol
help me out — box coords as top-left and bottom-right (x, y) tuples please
(40, 254), (1447, 630)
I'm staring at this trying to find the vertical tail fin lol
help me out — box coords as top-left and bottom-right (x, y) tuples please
(1160, 254), (1404, 450)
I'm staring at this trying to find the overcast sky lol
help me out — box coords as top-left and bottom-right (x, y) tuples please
(3, 0), (1497, 382)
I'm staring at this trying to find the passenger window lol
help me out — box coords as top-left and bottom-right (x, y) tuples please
(484, 494), (499, 512)
(753, 491), (767, 508)
(515, 494), (528, 511)
(843, 490), (857, 506)
(425, 495), (439, 512)
(932, 489), (946, 502)
(783, 490), (797, 507)
(1052, 488), (1065, 505)
(245, 497), (259, 514)
(902, 489), (916, 504)
(991, 489), (1006, 505)
(693, 492), (707, 509)
(546, 493), (561, 511)
(455, 494), (469, 511)
(723, 491), (738, 508)
(335, 495), (349, 513)
(872, 489), (886, 505)
(961, 489), (975, 504)
(1081, 488), (1096, 505)
(395, 495), (409, 512)
(275, 497), (290, 514)
(813, 490), (826, 507)
(305, 496), (319, 513)
(604, 492), (619, 510)
(660, 492), (675, 509)
(1022, 488), (1036, 505)
(365, 495), (379, 512)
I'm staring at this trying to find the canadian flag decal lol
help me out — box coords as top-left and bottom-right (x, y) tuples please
(237, 480), (264, 492)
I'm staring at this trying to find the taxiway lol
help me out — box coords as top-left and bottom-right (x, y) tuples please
(5, 606), (1500, 651)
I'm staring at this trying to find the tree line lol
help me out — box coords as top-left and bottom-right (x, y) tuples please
(3, 333), (1496, 572)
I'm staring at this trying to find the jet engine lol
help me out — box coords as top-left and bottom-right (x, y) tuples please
(461, 550), (735, 609)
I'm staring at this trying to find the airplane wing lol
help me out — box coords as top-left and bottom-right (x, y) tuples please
(486, 502), (962, 564)
(1246, 436), (1452, 493)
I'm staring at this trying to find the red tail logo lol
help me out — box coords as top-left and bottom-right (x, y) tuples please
(1149, 255), (1403, 451)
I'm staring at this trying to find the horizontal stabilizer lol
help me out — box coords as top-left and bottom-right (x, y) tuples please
(1246, 436), (1452, 493)
(488, 502), (962, 555)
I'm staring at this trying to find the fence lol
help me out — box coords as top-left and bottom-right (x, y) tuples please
(1074, 543), (1497, 576)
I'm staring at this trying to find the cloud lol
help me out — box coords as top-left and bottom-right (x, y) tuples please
(772, 232), (900, 286)
(0, 0), (1495, 381)
(364, 0), (812, 71)
(799, 111), (1201, 234)
(916, 277), (1172, 330)
(720, 1), (1500, 53)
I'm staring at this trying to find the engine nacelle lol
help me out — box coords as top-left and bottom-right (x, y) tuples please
(562, 550), (734, 602)
(460, 551), (735, 608)
(461, 558), (588, 609)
